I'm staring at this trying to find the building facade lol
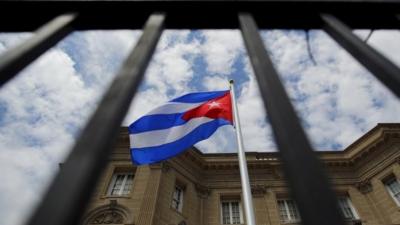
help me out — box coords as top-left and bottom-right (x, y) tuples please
(82, 124), (400, 225)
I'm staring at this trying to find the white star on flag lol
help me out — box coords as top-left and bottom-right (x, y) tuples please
(208, 101), (221, 109)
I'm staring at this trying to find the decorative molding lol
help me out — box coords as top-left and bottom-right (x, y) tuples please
(161, 161), (171, 173)
(148, 162), (172, 173)
(110, 199), (117, 207)
(251, 184), (267, 197)
(116, 132), (130, 146)
(355, 180), (372, 194)
(145, 162), (171, 172)
(178, 151), (204, 168)
(272, 167), (283, 179)
(89, 211), (124, 224)
(149, 163), (162, 170)
(84, 200), (134, 225)
(396, 155), (400, 164)
(195, 183), (210, 199)
(350, 132), (396, 164)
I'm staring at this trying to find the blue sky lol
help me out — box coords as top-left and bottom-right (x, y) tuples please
(0, 29), (400, 225)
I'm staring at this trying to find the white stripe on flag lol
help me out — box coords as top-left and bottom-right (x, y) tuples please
(146, 102), (204, 115)
(130, 117), (214, 148)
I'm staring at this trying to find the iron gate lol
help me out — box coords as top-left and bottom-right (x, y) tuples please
(0, 1), (399, 225)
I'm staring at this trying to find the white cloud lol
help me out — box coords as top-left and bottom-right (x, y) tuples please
(0, 30), (142, 225)
(197, 31), (274, 153)
(261, 30), (400, 150)
(236, 64), (275, 152)
(0, 48), (91, 225)
(200, 30), (244, 75)
(59, 30), (141, 89)
(202, 75), (230, 91)
(123, 30), (201, 124)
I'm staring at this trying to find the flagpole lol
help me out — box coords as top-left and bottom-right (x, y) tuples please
(229, 79), (256, 225)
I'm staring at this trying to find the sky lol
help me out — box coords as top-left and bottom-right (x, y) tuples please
(0, 29), (400, 224)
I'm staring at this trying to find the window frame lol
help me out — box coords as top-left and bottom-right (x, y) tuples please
(107, 172), (134, 196)
(220, 200), (244, 225)
(172, 185), (184, 212)
(384, 176), (400, 206)
(277, 199), (301, 224)
(337, 196), (359, 220)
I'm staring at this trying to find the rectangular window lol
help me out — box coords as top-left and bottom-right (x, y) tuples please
(338, 197), (358, 220)
(108, 173), (134, 196)
(277, 199), (300, 223)
(172, 186), (184, 212)
(385, 176), (400, 205)
(221, 201), (243, 224)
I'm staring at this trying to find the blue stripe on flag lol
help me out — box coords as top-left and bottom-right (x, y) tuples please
(130, 118), (230, 165)
(129, 113), (186, 134)
(170, 90), (228, 103)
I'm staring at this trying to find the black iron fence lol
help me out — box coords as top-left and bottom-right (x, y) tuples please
(0, 1), (399, 225)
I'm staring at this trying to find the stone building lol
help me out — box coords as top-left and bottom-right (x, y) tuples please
(82, 123), (400, 225)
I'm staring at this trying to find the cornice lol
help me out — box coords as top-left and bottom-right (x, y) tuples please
(349, 130), (399, 164)
(354, 142), (400, 182)
(344, 123), (400, 151)
(116, 127), (130, 146)
(115, 124), (400, 173)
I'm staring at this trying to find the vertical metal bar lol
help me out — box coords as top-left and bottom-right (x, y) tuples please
(26, 13), (165, 225)
(0, 13), (77, 87)
(321, 14), (400, 98)
(239, 13), (346, 225)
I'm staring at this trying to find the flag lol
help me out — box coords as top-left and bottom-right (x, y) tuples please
(129, 90), (233, 165)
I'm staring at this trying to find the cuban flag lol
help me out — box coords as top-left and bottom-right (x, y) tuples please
(129, 90), (233, 165)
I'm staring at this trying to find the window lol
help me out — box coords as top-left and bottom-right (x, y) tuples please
(221, 201), (243, 224)
(338, 197), (358, 220)
(107, 173), (134, 196)
(172, 186), (184, 212)
(277, 199), (300, 223)
(384, 176), (400, 205)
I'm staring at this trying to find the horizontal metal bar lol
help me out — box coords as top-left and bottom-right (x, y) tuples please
(0, 1), (399, 30)
(239, 13), (346, 225)
(26, 13), (165, 225)
(322, 14), (400, 98)
(12, 0), (400, 2)
(0, 13), (76, 87)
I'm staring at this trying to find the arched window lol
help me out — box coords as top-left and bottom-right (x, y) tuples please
(83, 201), (133, 225)
(88, 210), (124, 224)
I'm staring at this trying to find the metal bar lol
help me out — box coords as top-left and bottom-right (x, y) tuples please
(0, 2), (400, 30)
(321, 14), (400, 98)
(0, 13), (76, 87)
(239, 13), (346, 225)
(229, 80), (256, 225)
(26, 13), (165, 225)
